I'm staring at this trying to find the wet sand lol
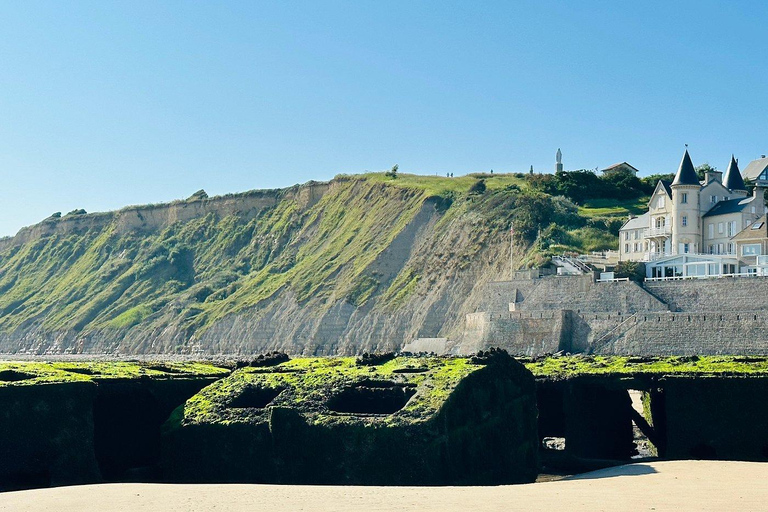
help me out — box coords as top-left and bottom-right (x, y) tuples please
(2, 460), (767, 512)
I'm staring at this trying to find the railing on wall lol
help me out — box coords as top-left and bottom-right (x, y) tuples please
(645, 272), (764, 282)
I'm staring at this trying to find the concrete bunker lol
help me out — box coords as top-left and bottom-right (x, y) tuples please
(0, 362), (229, 491)
(91, 379), (222, 481)
(533, 363), (768, 469)
(535, 377), (661, 470)
(161, 352), (539, 486)
(648, 376), (768, 461)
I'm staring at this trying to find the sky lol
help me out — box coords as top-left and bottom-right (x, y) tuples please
(1, 1), (767, 236)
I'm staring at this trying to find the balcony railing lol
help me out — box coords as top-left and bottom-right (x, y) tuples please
(647, 226), (671, 237)
(644, 251), (737, 262)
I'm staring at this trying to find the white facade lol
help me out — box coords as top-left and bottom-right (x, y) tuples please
(619, 152), (768, 278)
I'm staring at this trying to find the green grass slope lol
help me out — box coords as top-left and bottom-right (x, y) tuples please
(0, 172), (632, 354)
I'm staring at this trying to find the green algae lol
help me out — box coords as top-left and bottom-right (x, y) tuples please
(179, 356), (484, 427)
(0, 361), (230, 387)
(524, 355), (768, 378)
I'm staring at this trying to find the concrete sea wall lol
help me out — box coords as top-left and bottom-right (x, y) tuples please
(460, 275), (768, 355)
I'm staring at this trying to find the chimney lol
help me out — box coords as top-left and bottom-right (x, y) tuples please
(705, 169), (722, 185)
(753, 183), (766, 205)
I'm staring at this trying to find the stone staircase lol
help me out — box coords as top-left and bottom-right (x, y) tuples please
(552, 255), (592, 275)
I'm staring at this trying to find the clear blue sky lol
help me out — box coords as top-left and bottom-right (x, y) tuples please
(1, 1), (767, 236)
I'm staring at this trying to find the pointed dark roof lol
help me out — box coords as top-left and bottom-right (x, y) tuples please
(723, 155), (746, 191)
(671, 150), (699, 186)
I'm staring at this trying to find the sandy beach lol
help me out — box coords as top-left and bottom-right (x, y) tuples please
(2, 460), (767, 512)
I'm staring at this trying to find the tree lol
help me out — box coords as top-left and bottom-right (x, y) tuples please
(695, 163), (717, 182)
(385, 164), (399, 179)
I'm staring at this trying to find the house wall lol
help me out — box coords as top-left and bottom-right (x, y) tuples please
(698, 181), (735, 212)
(619, 226), (649, 261)
(704, 213), (742, 254)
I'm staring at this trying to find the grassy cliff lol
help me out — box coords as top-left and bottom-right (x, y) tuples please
(0, 172), (629, 355)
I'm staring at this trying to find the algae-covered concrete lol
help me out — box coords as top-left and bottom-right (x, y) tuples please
(528, 356), (768, 464)
(0, 362), (229, 490)
(161, 352), (539, 485)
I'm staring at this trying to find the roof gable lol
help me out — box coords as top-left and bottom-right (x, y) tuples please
(650, 179), (672, 198)
(601, 162), (639, 174)
(732, 215), (768, 242)
(620, 212), (649, 231)
(742, 157), (768, 181)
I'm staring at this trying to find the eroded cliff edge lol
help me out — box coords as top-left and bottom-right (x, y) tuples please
(0, 174), (522, 355)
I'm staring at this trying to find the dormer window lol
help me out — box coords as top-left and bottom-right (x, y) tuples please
(658, 196), (665, 208)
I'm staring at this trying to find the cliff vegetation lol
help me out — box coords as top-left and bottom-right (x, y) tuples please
(0, 170), (640, 355)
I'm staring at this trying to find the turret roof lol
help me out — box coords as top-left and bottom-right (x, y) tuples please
(723, 155), (747, 191)
(671, 150), (699, 186)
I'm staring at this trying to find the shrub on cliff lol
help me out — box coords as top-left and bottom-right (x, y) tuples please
(188, 189), (208, 201)
(468, 179), (487, 195)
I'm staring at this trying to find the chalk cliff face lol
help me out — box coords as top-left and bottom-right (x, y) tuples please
(0, 175), (522, 355)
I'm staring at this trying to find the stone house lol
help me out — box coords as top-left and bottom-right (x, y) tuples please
(600, 162), (638, 176)
(732, 215), (768, 275)
(600, 162), (639, 176)
(741, 155), (768, 182)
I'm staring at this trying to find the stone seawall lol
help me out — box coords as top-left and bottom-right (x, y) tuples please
(478, 275), (669, 314)
(462, 311), (567, 355)
(459, 309), (768, 356)
(604, 311), (768, 355)
(461, 275), (768, 355)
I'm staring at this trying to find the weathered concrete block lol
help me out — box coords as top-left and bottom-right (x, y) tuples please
(161, 353), (539, 485)
(650, 376), (768, 460)
(0, 380), (100, 490)
(0, 362), (229, 490)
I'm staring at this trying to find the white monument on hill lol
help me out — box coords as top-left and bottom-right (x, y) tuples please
(555, 148), (563, 173)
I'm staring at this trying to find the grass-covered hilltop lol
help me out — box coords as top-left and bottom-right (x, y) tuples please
(0, 169), (652, 355)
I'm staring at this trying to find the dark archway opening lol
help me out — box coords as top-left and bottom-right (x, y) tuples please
(93, 384), (164, 481)
(228, 386), (284, 409)
(328, 382), (416, 415)
(0, 370), (34, 382)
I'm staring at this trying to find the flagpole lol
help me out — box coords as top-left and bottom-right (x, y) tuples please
(510, 222), (514, 278)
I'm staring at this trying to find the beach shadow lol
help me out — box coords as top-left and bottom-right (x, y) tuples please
(565, 463), (658, 481)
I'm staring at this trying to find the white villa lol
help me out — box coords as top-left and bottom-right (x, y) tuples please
(619, 150), (768, 279)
